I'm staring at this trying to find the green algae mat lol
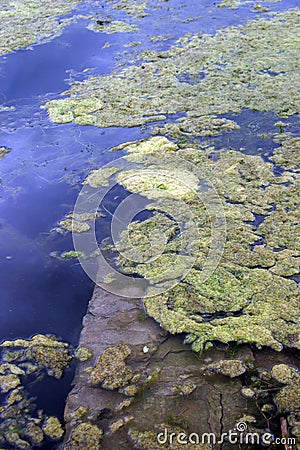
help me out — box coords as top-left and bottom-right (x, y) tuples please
(0, 0), (82, 56)
(50, 8), (300, 352)
(46, 9), (300, 126)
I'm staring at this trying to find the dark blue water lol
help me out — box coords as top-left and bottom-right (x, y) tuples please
(0, 26), (113, 102)
(0, 0), (298, 447)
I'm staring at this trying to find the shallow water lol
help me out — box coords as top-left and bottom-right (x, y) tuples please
(0, 0), (299, 448)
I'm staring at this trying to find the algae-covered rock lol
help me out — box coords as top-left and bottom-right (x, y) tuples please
(43, 416), (64, 440)
(129, 425), (211, 449)
(171, 380), (197, 396)
(271, 364), (300, 411)
(241, 387), (256, 399)
(64, 422), (103, 449)
(0, 0), (81, 56)
(90, 344), (133, 390)
(75, 346), (93, 362)
(207, 360), (246, 378)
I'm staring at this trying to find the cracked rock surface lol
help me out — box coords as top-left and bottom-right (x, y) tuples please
(61, 287), (281, 450)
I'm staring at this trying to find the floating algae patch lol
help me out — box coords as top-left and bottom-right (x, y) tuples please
(270, 133), (300, 171)
(0, 335), (73, 448)
(45, 97), (104, 125)
(0, 0), (81, 56)
(43, 416), (64, 440)
(83, 166), (120, 188)
(105, 0), (149, 18)
(59, 211), (106, 234)
(61, 250), (87, 259)
(217, 0), (281, 10)
(0, 146), (11, 159)
(102, 135), (300, 352)
(1, 334), (72, 379)
(46, 9), (300, 127)
(88, 19), (139, 34)
(60, 219), (91, 233)
(151, 115), (240, 139)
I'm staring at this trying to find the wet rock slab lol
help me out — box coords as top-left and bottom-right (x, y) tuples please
(62, 286), (256, 449)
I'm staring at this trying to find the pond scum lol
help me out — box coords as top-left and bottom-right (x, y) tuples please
(0, 1), (299, 449)
(0, 0), (82, 56)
